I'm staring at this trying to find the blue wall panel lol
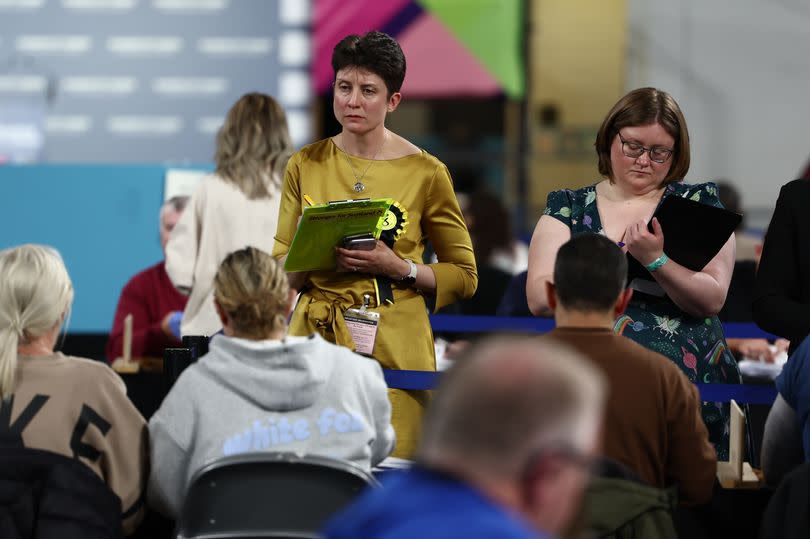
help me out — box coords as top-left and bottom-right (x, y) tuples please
(0, 164), (210, 333)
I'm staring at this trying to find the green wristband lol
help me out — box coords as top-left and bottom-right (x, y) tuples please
(645, 253), (669, 272)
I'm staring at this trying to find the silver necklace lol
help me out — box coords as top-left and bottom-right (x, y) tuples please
(340, 134), (386, 193)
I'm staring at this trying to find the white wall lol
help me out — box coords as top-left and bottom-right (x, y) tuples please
(627, 0), (810, 229)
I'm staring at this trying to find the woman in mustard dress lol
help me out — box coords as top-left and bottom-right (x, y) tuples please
(272, 31), (477, 458)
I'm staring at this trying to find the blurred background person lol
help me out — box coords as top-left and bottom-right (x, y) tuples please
(495, 270), (533, 318)
(0, 244), (148, 534)
(273, 31), (476, 458)
(325, 336), (606, 539)
(715, 181), (786, 362)
(436, 188), (525, 361)
(454, 190), (518, 316)
(452, 165), (528, 277)
(527, 87), (740, 460)
(753, 179), (810, 356)
(106, 195), (188, 362)
(760, 331), (809, 487)
(166, 92), (293, 337)
(148, 247), (394, 518)
(717, 181), (759, 263)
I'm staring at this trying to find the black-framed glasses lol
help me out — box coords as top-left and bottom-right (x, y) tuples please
(618, 132), (673, 164)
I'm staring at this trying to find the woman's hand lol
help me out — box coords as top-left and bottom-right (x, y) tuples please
(729, 338), (777, 363)
(624, 217), (665, 266)
(335, 240), (409, 279)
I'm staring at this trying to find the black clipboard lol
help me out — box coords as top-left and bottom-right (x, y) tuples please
(627, 194), (742, 285)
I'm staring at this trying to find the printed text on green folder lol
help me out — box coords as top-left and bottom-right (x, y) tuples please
(283, 198), (393, 272)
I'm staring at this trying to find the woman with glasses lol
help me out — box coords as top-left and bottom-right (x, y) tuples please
(526, 87), (740, 460)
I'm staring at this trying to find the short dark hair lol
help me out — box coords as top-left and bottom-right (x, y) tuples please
(554, 234), (627, 312)
(331, 31), (406, 96)
(595, 87), (690, 184)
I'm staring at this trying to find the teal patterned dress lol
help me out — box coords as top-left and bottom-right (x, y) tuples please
(544, 181), (741, 460)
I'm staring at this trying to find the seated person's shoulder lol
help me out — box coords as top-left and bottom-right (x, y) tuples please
(54, 354), (129, 395)
(122, 261), (163, 290)
(331, 343), (383, 371)
(313, 337), (385, 376)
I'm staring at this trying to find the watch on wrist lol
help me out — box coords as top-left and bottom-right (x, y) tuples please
(398, 259), (417, 285)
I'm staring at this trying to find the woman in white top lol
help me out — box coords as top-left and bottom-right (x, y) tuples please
(166, 93), (293, 336)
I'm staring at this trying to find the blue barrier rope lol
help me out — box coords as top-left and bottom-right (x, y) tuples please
(721, 322), (779, 340)
(383, 369), (779, 405)
(429, 315), (778, 340)
(429, 315), (554, 333)
(388, 315), (781, 402)
(695, 383), (778, 405)
(383, 369), (440, 391)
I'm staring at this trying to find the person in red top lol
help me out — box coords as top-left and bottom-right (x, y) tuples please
(106, 196), (189, 362)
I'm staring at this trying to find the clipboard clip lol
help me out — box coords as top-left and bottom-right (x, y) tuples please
(328, 198), (371, 205)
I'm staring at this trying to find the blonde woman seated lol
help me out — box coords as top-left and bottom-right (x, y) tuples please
(148, 247), (395, 517)
(0, 244), (148, 534)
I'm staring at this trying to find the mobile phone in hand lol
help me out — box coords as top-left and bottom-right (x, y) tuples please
(342, 233), (376, 251)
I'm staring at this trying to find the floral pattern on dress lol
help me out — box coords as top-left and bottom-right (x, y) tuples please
(543, 181), (741, 460)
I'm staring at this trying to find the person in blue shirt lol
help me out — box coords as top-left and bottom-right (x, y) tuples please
(324, 335), (606, 539)
(762, 334), (810, 486)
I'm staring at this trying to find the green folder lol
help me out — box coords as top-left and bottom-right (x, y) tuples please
(283, 198), (393, 272)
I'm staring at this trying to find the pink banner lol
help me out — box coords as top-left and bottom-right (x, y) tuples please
(314, 0), (411, 93)
(398, 13), (500, 97)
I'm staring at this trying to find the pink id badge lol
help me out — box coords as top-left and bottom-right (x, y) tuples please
(344, 295), (380, 357)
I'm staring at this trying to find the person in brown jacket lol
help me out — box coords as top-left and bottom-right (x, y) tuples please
(538, 233), (716, 505)
(0, 244), (148, 534)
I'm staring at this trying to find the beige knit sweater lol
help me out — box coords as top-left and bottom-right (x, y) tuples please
(11, 353), (147, 534)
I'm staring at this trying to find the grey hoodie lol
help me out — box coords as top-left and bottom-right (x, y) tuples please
(147, 333), (395, 517)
